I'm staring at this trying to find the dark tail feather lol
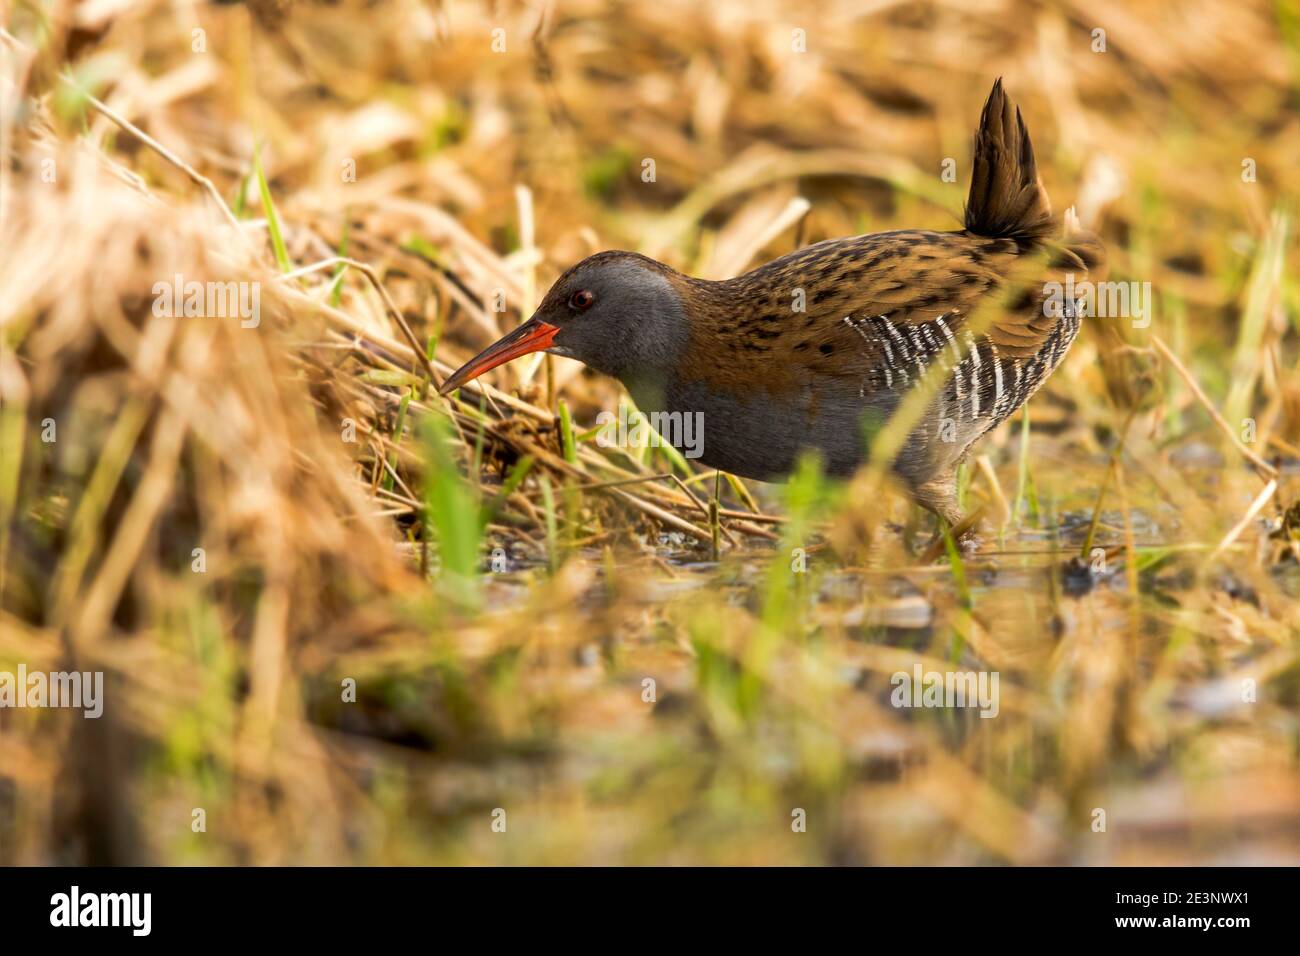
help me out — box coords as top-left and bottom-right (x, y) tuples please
(964, 78), (1054, 245)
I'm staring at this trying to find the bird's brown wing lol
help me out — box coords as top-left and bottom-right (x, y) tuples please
(776, 230), (1027, 380)
(679, 227), (1103, 398)
(723, 229), (1091, 376)
(682, 78), (1110, 399)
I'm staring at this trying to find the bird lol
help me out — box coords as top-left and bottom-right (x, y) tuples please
(438, 79), (1106, 548)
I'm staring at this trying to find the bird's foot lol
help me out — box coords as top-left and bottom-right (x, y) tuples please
(955, 529), (982, 557)
(915, 515), (982, 561)
(920, 527), (981, 563)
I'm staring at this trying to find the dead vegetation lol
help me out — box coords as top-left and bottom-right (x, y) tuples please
(1, 0), (1298, 864)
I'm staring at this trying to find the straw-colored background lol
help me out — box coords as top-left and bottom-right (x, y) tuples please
(1, 0), (1297, 864)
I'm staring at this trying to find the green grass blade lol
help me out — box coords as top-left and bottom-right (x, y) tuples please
(253, 144), (292, 273)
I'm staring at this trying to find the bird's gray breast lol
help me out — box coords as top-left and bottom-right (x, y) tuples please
(625, 374), (891, 480)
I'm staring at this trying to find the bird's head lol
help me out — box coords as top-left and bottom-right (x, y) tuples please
(438, 251), (690, 395)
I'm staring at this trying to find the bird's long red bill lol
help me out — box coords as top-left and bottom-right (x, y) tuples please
(437, 319), (560, 395)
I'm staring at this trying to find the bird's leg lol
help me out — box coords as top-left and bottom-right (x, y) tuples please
(911, 475), (981, 557)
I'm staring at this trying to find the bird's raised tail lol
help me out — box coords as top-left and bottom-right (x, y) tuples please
(964, 78), (1055, 245)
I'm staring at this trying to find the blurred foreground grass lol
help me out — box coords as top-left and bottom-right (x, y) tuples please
(1, 0), (1299, 864)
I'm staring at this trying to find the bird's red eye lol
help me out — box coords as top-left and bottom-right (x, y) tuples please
(568, 289), (595, 311)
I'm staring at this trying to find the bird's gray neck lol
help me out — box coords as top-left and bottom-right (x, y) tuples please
(599, 269), (693, 384)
